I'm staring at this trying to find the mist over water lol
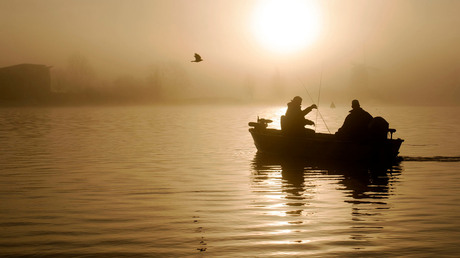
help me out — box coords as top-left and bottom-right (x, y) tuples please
(2, 0), (460, 256)
(1, 0), (460, 106)
(1, 104), (459, 256)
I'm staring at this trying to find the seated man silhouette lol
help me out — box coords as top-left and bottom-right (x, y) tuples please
(336, 99), (373, 140)
(281, 96), (317, 136)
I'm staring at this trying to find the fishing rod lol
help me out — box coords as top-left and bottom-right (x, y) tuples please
(297, 78), (331, 134)
(315, 68), (323, 127)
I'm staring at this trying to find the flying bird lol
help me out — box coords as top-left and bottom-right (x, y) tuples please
(191, 53), (203, 63)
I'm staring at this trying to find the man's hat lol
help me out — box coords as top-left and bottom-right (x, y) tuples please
(292, 96), (302, 102)
(352, 99), (360, 108)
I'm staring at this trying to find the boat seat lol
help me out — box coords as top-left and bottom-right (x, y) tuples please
(280, 115), (286, 131)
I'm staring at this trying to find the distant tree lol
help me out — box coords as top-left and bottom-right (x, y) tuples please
(66, 53), (96, 93)
(145, 67), (163, 101)
(349, 63), (378, 101)
(147, 62), (190, 100)
(112, 74), (144, 102)
(51, 67), (68, 93)
(244, 73), (256, 101)
(272, 68), (284, 101)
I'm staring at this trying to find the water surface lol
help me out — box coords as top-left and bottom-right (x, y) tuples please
(1, 105), (459, 257)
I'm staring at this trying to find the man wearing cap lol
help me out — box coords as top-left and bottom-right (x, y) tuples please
(281, 96), (317, 136)
(336, 99), (373, 140)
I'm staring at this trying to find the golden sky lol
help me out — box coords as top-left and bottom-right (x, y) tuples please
(1, 0), (459, 105)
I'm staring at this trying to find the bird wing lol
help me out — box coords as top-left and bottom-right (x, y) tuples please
(194, 53), (202, 60)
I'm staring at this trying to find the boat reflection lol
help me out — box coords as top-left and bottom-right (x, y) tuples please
(251, 152), (402, 219)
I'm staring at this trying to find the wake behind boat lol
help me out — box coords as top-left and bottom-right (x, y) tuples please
(248, 117), (404, 165)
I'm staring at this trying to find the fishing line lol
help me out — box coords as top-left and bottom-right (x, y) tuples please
(315, 67), (323, 127)
(298, 78), (331, 133)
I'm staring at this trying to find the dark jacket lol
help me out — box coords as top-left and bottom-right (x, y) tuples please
(336, 107), (373, 140)
(283, 102), (315, 135)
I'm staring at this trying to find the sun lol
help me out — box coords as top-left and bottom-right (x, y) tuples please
(252, 0), (322, 54)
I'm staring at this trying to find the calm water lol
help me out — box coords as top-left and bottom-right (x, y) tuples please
(1, 105), (460, 257)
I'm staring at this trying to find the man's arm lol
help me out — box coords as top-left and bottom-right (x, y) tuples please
(302, 104), (317, 115)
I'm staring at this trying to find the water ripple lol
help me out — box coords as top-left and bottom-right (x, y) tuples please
(1, 105), (459, 257)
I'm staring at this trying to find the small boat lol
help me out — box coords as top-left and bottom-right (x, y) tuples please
(248, 117), (404, 165)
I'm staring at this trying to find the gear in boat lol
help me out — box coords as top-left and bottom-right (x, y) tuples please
(248, 115), (404, 165)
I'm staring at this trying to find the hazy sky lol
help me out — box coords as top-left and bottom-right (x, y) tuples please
(1, 0), (459, 105)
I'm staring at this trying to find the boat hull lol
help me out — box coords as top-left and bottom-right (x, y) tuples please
(249, 128), (403, 164)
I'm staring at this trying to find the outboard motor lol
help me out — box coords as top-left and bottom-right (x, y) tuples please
(368, 116), (390, 141)
(248, 117), (272, 131)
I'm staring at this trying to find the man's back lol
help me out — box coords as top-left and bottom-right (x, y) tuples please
(336, 100), (373, 140)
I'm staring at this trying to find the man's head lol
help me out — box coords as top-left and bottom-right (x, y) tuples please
(292, 96), (302, 105)
(351, 99), (360, 109)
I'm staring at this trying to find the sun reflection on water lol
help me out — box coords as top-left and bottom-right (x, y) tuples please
(250, 151), (403, 254)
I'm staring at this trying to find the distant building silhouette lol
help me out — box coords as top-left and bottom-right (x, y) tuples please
(271, 68), (284, 100)
(350, 63), (370, 100)
(0, 64), (51, 102)
(350, 62), (383, 103)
